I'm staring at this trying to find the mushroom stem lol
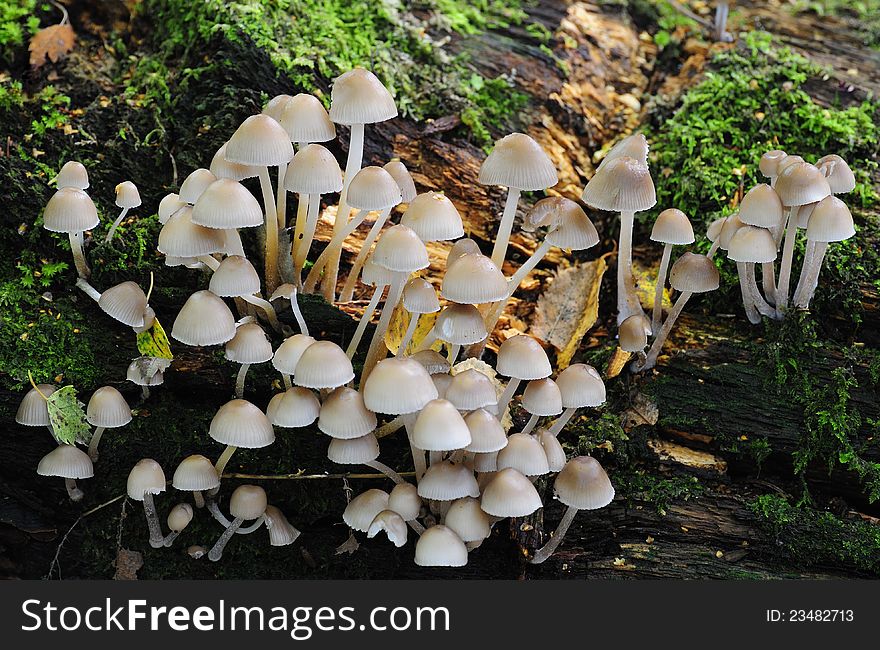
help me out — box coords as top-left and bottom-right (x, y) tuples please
(141, 385), (150, 400)
(75, 277), (102, 302)
(276, 162), (288, 234)
(214, 445), (238, 476)
(397, 312), (420, 357)
(105, 207), (130, 242)
(287, 286), (309, 336)
(64, 477), (83, 502)
(448, 343), (462, 364)
(87, 426), (106, 461)
(495, 377), (521, 417)
(235, 364), (250, 398)
(652, 244), (673, 333)
(162, 531), (182, 547)
(547, 407), (577, 437)
(414, 327), (438, 353)
(291, 193), (309, 267)
(745, 263), (776, 319)
(737, 262), (761, 324)
(362, 273), (407, 381)
(193, 490), (205, 508)
(638, 291), (693, 372)
(207, 499), (232, 527)
(706, 239), (721, 260)
(364, 460), (406, 484)
(293, 193), (319, 287)
(374, 415), (404, 439)
(258, 166), (280, 293)
(793, 240), (817, 306)
(142, 492), (166, 548)
(321, 123), (365, 301)
(429, 450), (443, 467)
(68, 231), (90, 279)
(793, 241), (829, 309)
(339, 208), (392, 302)
(408, 520), (426, 535)
(520, 413), (540, 436)
(241, 294), (281, 332)
(304, 209), (370, 293)
(775, 206), (800, 316)
(713, 0), (729, 41)
(490, 186), (522, 268)
(346, 284), (385, 359)
(616, 210), (645, 326)
(762, 261), (777, 306)
(530, 505), (578, 564)
(481, 239), (553, 338)
(208, 516), (244, 561)
(224, 229), (246, 258)
(236, 516), (267, 535)
(197, 255), (221, 271)
(404, 414), (428, 481)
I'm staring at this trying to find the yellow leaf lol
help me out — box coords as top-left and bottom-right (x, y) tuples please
(136, 317), (173, 360)
(632, 259), (672, 313)
(384, 302), (439, 356)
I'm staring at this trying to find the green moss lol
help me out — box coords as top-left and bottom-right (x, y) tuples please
(614, 469), (705, 514)
(0, 0), (39, 63)
(790, 0), (880, 49)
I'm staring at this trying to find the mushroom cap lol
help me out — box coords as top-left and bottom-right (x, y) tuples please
(464, 408), (508, 453)
(581, 156), (656, 213)
(318, 387), (377, 438)
(411, 399), (472, 451)
(230, 484), (268, 520)
(98, 281), (148, 328)
(496, 335), (552, 380)
(554, 455), (615, 510)
(669, 252), (720, 293)
(435, 303), (488, 346)
(42, 188), (99, 233)
(444, 497), (491, 542)
(441, 253), (508, 304)
(363, 357), (439, 414)
(208, 255), (261, 297)
(383, 159), (417, 203)
(86, 386), (132, 428)
(264, 505), (301, 546)
(37, 445), (94, 480)
(473, 451), (499, 473)
(327, 432), (380, 464)
(523, 196), (583, 231)
(126, 357), (166, 387)
(192, 179), (263, 229)
(226, 114), (295, 166)
(537, 429), (567, 472)
(293, 341), (355, 389)
(387, 482), (422, 520)
(371, 224), (429, 273)
(479, 132), (558, 190)
(555, 363), (606, 408)
(172, 454), (220, 491)
(417, 461), (480, 500)
(178, 168), (218, 204)
(346, 165), (402, 211)
(480, 468), (542, 517)
(225, 323), (273, 364)
(269, 283), (297, 302)
(209, 399), (275, 448)
(366, 509), (408, 547)
(816, 154), (856, 194)
(520, 378), (564, 416)
(706, 216), (726, 243)
(262, 94), (294, 121)
(126, 458), (166, 501)
(272, 92), (336, 143)
(414, 525), (468, 566)
(775, 162), (831, 207)
(739, 184), (784, 229)
(726, 225), (778, 263)
(361, 258), (397, 287)
(402, 277), (440, 314)
(446, 369), (497, 411)
(210, 143), (258, 181)
(759, 149), (787, 178)
(718, 212), (745, 250)
(167, 503), (194, 532)
(447, 238), (481, 266)
(16, 384), (56, 426)
(171, 290), (237, 346)
(55, 161), (89, 190)
(543, 204), (601, 250)
(283, 144), (344, 195)
(267, 387), (321, 428)
(411, 349), (451, 375)
(329, 67), (397, 125)
(496, 433), (551, 476)
(618, 314), (649, 352)
(158, 193), (187, 225)
(343, 488), (389, 532)
(806, 195), (855, 243)
(650, 208), (695, 245)
(157, 207), (226, 257)
(115, 181), (141, 209)
(596, 133), (650, 170)
(272, 333), (316, 374)
(400, 191), (465, 242)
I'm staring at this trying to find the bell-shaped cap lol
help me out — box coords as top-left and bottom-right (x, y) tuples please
(581, 156), (656, 213)
(371, 224), (429, 273)
(480, 468), (542, 517)
(178, 168), (217, 204)
(272, 333), (316, 374)
(267, 387), (321, 428)
(727, 226), (777, 263)
(273, 93), (336, 143)
(479, 132), (558, 191)
(210, 143), (258, 182)
(327, 433), (380, 464)
(538, 429), (567, 472)
(86, 386), (131, 428)
(718, 212), (744, 251)
(411, 349), (451, 375)
(554, 455), (614, 510)
(158, 207), (226, 257)
(759, 149), (787, 178)
(165, 503), (195, 533)
(284, 144), (344, 195)
(126, 357), (167, 387)
(619, 314), (649, 352)
(402, 277), (440, 314)
(158, 193), (187, 225)
(556, 363), (605, 408)
(415, 525), (467, 566)
(777, 155), (805, 176)
(496, 335), (551, 380)
(387, 482), (421, 521)
(115, 181), (141, 209)
(775, 162), (831, 207)
(293, 341), (354, 389)
(739, 184), (784, 229)
(226, 114), (295, 167)
(318, 387), (377, 439)
(417, 461), (480, 500)
(411, 399), (472, 451)
(446, 369), (497, 411)
(16, 384), (56, 426)
(343, 489), (389, 532)
(596, 133), (649, 171)
(171, 290), (236, 346)
(230, 485), (268, 520)
(651, 208), (695, 245)
(384, 159), (417, 203)
(225, 323), (273, 364)
(329, 68), (397, 125)
(367, 509), (408, 547)
(447, 238), (481, 266)
(400, 192), (465, 242)
(361, 258), (397, 287)
(441, 253), (508, 304)
(806, 195), (855, 243)
(527, 197), (600, 250)
(706, 216), (726, 243)
(209, 399), (275, 448)
(98, 281), (148, 327)
(435, 303), (487, 346)
(192, 179), (263, 229)
(54, 161), (89, 190)
(264, 505), (302, 546)
(816, 154), (856, 194)
(521, 378), (563, 416)
(473, 451), (499, 473)
(43, 188), (99, 233)
(208, 255), (261, 297)
(38, 444), (94, 479)
(669, 252), (720, 293)
(496, 433), (551, 477)
(172, 454), (220, 491)
(464, 408), (508, 453)
(444, 497), (491, 542)
(362, 357), (438, 414)
(126, 458), (165, 501)
(347, 166), (402, 211)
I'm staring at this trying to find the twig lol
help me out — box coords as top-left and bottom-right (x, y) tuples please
(221, 471), (415, 481)
(48, 0), (68, 26)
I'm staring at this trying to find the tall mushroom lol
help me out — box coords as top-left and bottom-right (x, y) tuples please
(649, 208), (694, 332)
(127, 458), (166, 548)
(209, 399), (275, 477)
(493, 335), (552, 418)
(547, 363), (606, 436)
(738, 183), (784, 306)
(209, 256), (282, 332)
(105, 181), (141, 242)
(191, 178), (264, 259)
(397, 277), (440, 357)
(42, 187), (99, 279)
(85, 385), (131, 461)
(208, 485), (267, 561)
(726, 225), (778, 323)
(345, 259), (396, 359)
(793, 196), (855, 309)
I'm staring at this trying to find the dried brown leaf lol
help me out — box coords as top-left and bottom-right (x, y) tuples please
(112, 548), (143, 580)
(29, 24), (76, 69)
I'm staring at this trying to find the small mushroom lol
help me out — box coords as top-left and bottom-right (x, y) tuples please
(759, 149), (787, 189)
(412, 398), (472, 469)
(264, 505), (302, 547)
(209, 256), (282, 332)
(537, 429), (567, 472)
(619, 314), (650, 367)
(163, 503), (193, 547)
(37, 444), (94, 502)
(126, 356), (168, 399)
(496, 433), (551, 478)
(446, 369), (498, 412)
(272, 333), (316, 388)
(493, 335), (552, 418)
(792, 196), (855, 309)
(293, 340), (355, 390)
(444, 497), (491, 548)
(367, 509), (408, 547)
(396, 277), (440, 357)
(98, 281), (148, 329)
(726, 225), (778, 323)
(464, 408), (508, 454)
(547, 364), (606, 437)
(738, 183), (784, 306)
(343, 489), (390, 533)
(85, 386), (132, 461)
(414, 525), (468, 566)
(171, 290), (237, 347)
(649, 208), (695, 332)
(268, 386), (321, 429)
(42, 187), (99, 279)
(127, 458), (167, 548)
(172, 454), (220, 508)
(157, 206), (226, 268)
(191, 178), (263, 258)
(209, 399), (276, 477)
(418, 461), (480, 504)
(208, 485), (268, 561)
(433, 303), (488, 363)
(16, 383), (57, 438)
(517, 377), (563, 437)
(210, 142), (258, 184)
(225, 322), (274, 398)
(53, 161), (89, 190)
(479, 467), (542, 518)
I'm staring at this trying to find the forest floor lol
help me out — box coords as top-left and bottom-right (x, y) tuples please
(0, 0), (879, 579)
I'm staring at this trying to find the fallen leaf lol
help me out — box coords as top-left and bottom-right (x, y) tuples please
(46, 385), (91, 445)
(632, 259), (672, 313)
(605, 347), (632, 378)
(29, 23), (76, 69)
(113, 549), (143, 580)
(451, 358), (512, 430)
(135, 317), (173, 360)
(384, 299), (439, 356)
(621, 391), (658, 432)
(335, 533), (359, 555)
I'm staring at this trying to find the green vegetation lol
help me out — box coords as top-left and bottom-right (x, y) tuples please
(0, 0), (39, 63)
(615, 469), (704, 513)
(791, 0), (880, 49)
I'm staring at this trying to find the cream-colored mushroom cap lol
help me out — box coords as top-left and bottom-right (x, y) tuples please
(362, 357), (438, 414)
(158, 207), (226, 257)
(816, 154), (856, 194)
(544, 206), (601, 251)
(738, 184), (783, 229)
(126, 458), (166, 501)
(775, 162), (831, 207)
(400, 192), (465, 242)
(387, 482), (422, 520)
(402, 277), (440, 314)
(43, 188), (99, 232)
(230, 485), (268, 520)
(86, 386), (131, 428)
(444, 497), (491, 542)
(272, 334), (316, 374)
(262, 94), (295, 121)
(209, 399), (275, 448)
(555, 363), (605, 408)
(361, 257), (397, 287)
(581, 156), (656, 213)
(293, 341), (355, 389)
(318, 387), (377, 439)
(192, 179), (263, 229)
(651, 208), (695, 245)
(172, 454), (220, 491)
(126, 358), (166, 387)
(538, 429), (567, 472)
(167, 503), (194, 532)
(520, 378), (563, 416)
(496, 335), (552, 380)
(414, 525), (468, 567)
(211, 143), (258, 182)
(718, 212), (744, 250)
(777, 155), (805, 176)
(329, 68), (397, 125)
(447, 238), (481, 266)
(446, 369), (497, 411)
(727, 226), (778, 264)
(411, 399), (471, 451)
(417, 461), (480, 500)
(346, 165), (402, 212)
(669, 252), (720, 293)
(208, 255), (261, 297)
(38, 445), (94, 479)
(596, 133), (649, 170)
(327, 433), (380, 464)
(479, 132), (558, 191)
(383, 159), (416, 203)
(283, 144), (344, 195)
(98, 281), (148, 328)
(441, 253), (508, 304)
(371, 224), (429, 273)
(523, 196), (577, 231)
(473, 451), (499, 473)
(171, 290), (236, 346)
(225, 323), (273, 364)
(618, 314), (649, 352)
(367, 509), (408, 547)
(226, 114), (295, 166)
(158, 193), (186, 225)
(55, 161), (89, 190)
(554, 455), (615, 510)
(274, 93), (336, 143)
(480, 467), (542, 517)
(496, 433), (551, 476)
(178, 168), (217, 204)
(16, 384), (56, 426)
(706, 216), (726, 243)
(343, 488), (390, 532)
(269, 283), (297, 302)
(264, 505), (302, 546)
(115, 181), (141, 209)
(464, 409), (507, 453)
(759, 149), (787, 178)
(806, 195), (855, 243)
(435, 303), (487, 346)
(411, 349), (451, 375)
(266, 387), (321, 428)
